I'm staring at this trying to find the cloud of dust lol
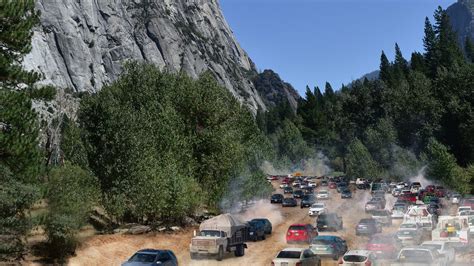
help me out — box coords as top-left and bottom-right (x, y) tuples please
(236, 200), (283, 227)
(261, 151), (332, 177)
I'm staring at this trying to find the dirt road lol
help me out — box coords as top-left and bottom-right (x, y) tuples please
(68, 181), (405, 266)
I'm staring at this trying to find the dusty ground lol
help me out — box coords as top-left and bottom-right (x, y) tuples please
(62, 181), (471, 266)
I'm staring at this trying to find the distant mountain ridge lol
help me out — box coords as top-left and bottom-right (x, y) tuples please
(447, 0), (474, 45)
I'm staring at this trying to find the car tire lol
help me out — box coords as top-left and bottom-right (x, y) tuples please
(190, 252), (197, 260)
(217, 246), (224, 261)
(234, 244), (244, 257)
(262, 234), (266, 240)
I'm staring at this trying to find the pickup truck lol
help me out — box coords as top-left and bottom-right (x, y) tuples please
(391, 246), (448, 266)
(190, 214), (248, 261)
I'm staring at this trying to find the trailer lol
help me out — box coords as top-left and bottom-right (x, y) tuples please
(431, 215), (471, 245)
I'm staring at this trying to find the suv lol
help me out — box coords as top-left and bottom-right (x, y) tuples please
(365, 200), (383, 213)
(301, 194), (316, 208)
(371, 210), (392, 226)
(356, 218), (382, 236)
(392, 246), (447, 266)
(293, 189), (304, 199)
(247, 220), (265, 241)
(250, 218), (272, 234)
(282, 197), (297, 207)
(270, 194), (284, 204)
(122, 249), (178, 266)
(317, 213), (343, 231)
(310, 235), (347, 260)
(286, 224), (318, 244)
(309, 203), (327, 216)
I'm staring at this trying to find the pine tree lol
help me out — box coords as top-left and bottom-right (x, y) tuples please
(379, 51), (392, 82)
(0, 0), (40, 88)
(423, 17), (437, 76)
(394, 43), (409, 75)
(410, 52), (427, 73)
(433, 6), (465, 69)
(0, 0), (42, 259)
(465, 37), (474, 63)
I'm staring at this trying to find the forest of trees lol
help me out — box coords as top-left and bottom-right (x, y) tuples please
(1, 2), (473, 263)
(295, 7), (474, 193)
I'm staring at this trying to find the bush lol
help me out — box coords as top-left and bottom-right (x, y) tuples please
(45, 164), (99, 261)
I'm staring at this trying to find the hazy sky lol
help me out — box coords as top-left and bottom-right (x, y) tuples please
(220, 0), (456, 95)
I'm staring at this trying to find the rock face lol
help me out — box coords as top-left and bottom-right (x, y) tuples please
(23, 0), (269, 113)
(253, 70), (300, 111)
(447, 0), (474, 44)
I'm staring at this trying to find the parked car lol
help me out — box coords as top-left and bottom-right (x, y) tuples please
(317, 213), (343, 231)
(341, 188), (352, 199)
(293, 190), (304, 199)
(272, 248), (321, 266)
(308, 181), (317, 188)
(250, 218), (272, 234)
(399, 222), (420, 231)
(356, 218), (382, 236)
(371, 210), (392, 226)
(392, 188), (402, 197)
(336, 182), (348, 193)
(451, 193), (461, 204)
(304, 187), (315, 194)
(366, 234), (400, 259)
(286, 224), (318, 244)
(371, 196), (386, 208)
(328, 182), (337, 189)
(301, 194), (316, 208)
(391, 203), (407, 219)
(421, 241), (455, 263)
(392, 246), (448, 266)
(283, 186), (293, 194)
(356, 178), (368, 186)
(339, 250), (376, 266)
(316, 190), (329, 200)
(279, 183), (290, 189)
(282, 198), (298, 207)
(310, 235), (347, 260)
(122, 249), (178, 266)
(270, 194), (284, 204)
(309, 203), (327, 216)
(395, 230), (422, 246)
(365, 200), (383, 213)
(247, 220), (265, 241)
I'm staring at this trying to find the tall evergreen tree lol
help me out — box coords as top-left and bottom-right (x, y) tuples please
(379, 51), (392, 83)
(465, 37), (474, 63)
(423, 17), (437, 76)
(0, 0), (42, 259)
(394, 43), (409, 75)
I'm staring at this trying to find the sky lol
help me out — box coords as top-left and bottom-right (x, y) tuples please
(220, 0), (456, 95)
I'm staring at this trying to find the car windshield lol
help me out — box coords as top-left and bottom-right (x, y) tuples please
(400, 223), (417, 229)
(393, 206), (405, 211)
(199, 230), (221, 237)
(312, 239), (331, 245)
(319, 191), (328, 195)
(312, 204), (324, 208)
(129, 253), (157, 263)
(399, 250), (432, 262)
(343, 255), (367, 262)
(289, 226), (306, 230)
(422, 244), (442, 250)
(372, 210), (388, 216)
(277, 251), (301, 259)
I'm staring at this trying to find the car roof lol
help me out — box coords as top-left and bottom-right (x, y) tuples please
(280, 247), (305, 252)
(344, 250), (372, 256)
(422, 241), (445, 245)
(402, 246), (437, 251)
(315, 235), (339, 240)
(135, 249), (166, 254)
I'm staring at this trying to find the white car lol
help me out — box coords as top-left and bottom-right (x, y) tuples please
(457, 206), (471, 216)
(396, 182), (407, 189)
(421, 241), (456, 263)
(308, 203), (326, 216)
(308, 181), (317, 188)
(339, 250), (376, 266)
(292, 181), (301, 187)
(451, 193), (461, 204)
(279, 183), (290, 189)
(272, 248), (321, 266)
(316, 190), (329, 200)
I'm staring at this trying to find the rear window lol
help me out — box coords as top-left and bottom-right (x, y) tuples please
(397, 230), (415, 236)
(360, 219), (374, 224)
(312, 239), (331, 245)
(289, 225), (306, 231)
(277, 251), (301, 259)
(129, 253), (157, 263)
(343, 255), (367, 262)
(400, 223), (416, 229)
(372, 210), (388, 216)
(422, 244), (442, 250)
(399, 250), (432, 262)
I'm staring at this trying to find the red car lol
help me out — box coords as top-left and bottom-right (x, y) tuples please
(398, 193), (417, 203)
(366, 234), (400, 259)
(425, 185), (435, 193)
(435, 186), (445, 197)
(329, 182), (337, 189)
(286, 224), (318, 244)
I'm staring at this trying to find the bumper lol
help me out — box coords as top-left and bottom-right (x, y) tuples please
(190, 246), (219, 255)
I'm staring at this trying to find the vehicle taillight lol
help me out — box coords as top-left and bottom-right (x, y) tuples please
(271, 262), (275, 266)
(295, 262), (302, 266)
(365, 260), (372, 266)
(338, 257), (343, 264)
(287, 231), (291, 236)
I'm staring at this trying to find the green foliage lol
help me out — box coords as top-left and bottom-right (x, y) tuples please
(60, 116), (89, 169)
(79, 63), (271, 221)
(270, 119), (311, 164)
(28, 86), (57, 101)
(345, 138), (380, 179)
(45, 164), (100, 261)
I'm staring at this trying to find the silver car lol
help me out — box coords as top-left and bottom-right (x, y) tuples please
(272, 248), (321, 266)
